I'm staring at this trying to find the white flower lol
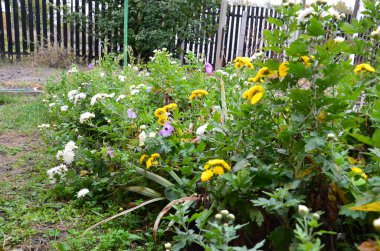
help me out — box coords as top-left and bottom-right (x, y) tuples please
(328, 7), (341, 20)
(133, 66), (139, 71)
(118, 75), (126, 82)
(80, 112), (95, 124)
(52, 95), (57, 98)
(49, 103), (56, 107)
(327, 133), (337, 140)
(116, 94), (126, 102)
(38, 124), (50, 129)
(56, 141), (78, 165)
(250, 52), (264, 61)
(374, 217), (380, 231)
(139, 131), (147, 146)
(140, 125), (147, 130)
(77, 188), (90, 198)
(196, 123), (209, 138)
(100, 72), (105, 78)
(74, 93), (87, 104)
(47, 164), (68, 183)
(371, 26), (380, 38)
(68, 66), (78, 73)
(68, 90), (79, 101)
(334, 36), (345, 43)
(149, 132), (156, 138)
(137, 84), (146, 89)
(298, 205), (309, 216)
(130, 89), (140, 95)
(65, 141), (78, 151)
(63, 150), (75, 164)
(297, 7), (314, 23)
(60, 105), (68, 111)
(90, 93), (115, 106)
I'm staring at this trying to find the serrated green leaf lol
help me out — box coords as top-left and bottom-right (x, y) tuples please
(307, 17), (325, 37)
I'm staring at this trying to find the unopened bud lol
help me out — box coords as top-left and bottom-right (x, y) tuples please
(215, 213), (222, 220)
(312, 213), (320, 220)
(223, 223), (229, 227)
(164, 243), (172, 249)
(374, 217), (380, 232)
(327, 133), (336, 140)
(298, 205), (309, 216)
(220, 210), (229, 216)
(228, 214), (235, 221)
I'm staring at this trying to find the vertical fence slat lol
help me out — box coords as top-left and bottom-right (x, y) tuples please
(4, 0), (12, 59)
(35, 0), (41, 48)
(42, 0), (48, 47)
(70, 0), (74, 50)
(28, 0), (34, 52)
(63, 0), (68, 48)
(75, 0), (80, 57)
(49, 0), (54, 45)
(20, 0), (28, 55)
(0, 1), (5, 60)
(57, 0), (61, 46)
(88, 0), (93, 63)
(94, 1), (99, 60)
(81, 0), (86, 59)
(13, 0), (21, 60)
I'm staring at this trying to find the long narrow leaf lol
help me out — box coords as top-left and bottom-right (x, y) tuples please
(126, 186), (162, 198)
(135, 166), (174, 188)
(82, 197), (164, 234)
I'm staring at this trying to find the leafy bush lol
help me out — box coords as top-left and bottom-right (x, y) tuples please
(41, 1), (380, 249)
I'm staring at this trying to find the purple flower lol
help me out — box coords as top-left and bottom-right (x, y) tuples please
(146, 86), (152, 92)
(88, 63), (94, 70)
(127, 108), (137, 119)
(107, 147), (114, 158)
(205, 62), (213, 75)
(159, 122), (174, 137)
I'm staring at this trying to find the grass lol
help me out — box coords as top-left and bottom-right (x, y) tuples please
(0, 95), (47, 134)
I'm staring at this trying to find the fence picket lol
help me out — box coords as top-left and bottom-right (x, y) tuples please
(0, 1), (5, 60)
(28, 0), (34, 52)
(20, 0), (28, 54)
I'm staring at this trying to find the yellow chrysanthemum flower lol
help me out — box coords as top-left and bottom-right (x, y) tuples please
(213, 166), (225, 176)
(154, 107), (167, 118)
(201, 169), (214, 182)
(233, 57), (253, 70)
(248, 67), (271, 83)
(300, 56), (312, 67)
(163, 103), (178, 111)
(189, 90), (209, 100)
(242, 85), (265, 105)
(146, 153), (160, 169)
(350, 167), (368, 180)
(354, 63), (375, 74)
(157, 115), (168, 126)
(140, 154), (147, 164)
(205, 159), (231, 171)
(279, 62), (289, 77)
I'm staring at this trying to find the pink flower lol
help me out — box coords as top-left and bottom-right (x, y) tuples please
(205, 62), (213, 75)
(159, 122), (174, 137)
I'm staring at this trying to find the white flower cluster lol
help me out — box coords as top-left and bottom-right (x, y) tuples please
(77, 188), (90, 198)
(297, 5), (344, 24)
(371, 26), (380, 39)
(68, 90), (87, 104)
(46, 164), (68, 183)
(118, 75), (126, 82)
(129, 84), (146, 95)
(56, 140), (78, 164)
(38, 124), (50, 129)
(90, 93), (115, 106)
(60, 105), (68, 111)
(80, 112), (95, 124)
(116, 94), (126, 102)
(334, 36), (345, 43)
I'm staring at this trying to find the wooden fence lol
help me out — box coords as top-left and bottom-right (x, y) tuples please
(0, 1), (359, 66)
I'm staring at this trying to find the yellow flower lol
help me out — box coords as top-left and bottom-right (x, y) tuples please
(146, 153), (160, 168)
(163, 103), (178, 111)
(154, 107), (167, 118)
(350, 167), (368, 180)
(205, 159), (231, 171)
(201, 169), (214, 182)
(140, 154), (147, 164)
(316, 111), (327, 122)
(242, 85), (265, 105)
(279, 62), (289, 77)
(213, 166), (225, 176)
(248, 67), (271, 83)
(348, 157), (358, 165)
(157, 115), (168, 125)
(189, 90), (209, 100)
(354, 63), (375, 74)
(233, 57), (253, 69)
(300, 56), (312, 67)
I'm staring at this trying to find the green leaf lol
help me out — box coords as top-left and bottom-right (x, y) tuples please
(304, 137), (325, 152)
(349, 133), (373, 146)
(135, 167), (175, 188)
(372, 129), (380, 148)
(307, 17), (326, 37)
(126, 186), (162, 198)
(268, 226), (294, 251)
(339, 22), (357, 34)
(286, 40), (308, 57)
(267, 17), (282, 26)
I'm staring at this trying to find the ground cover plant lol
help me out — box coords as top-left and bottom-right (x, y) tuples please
(35, 0), (380, 250)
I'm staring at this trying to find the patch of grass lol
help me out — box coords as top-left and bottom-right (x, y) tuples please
(0, 145), (22, 155)
(0, 95), (47, 134)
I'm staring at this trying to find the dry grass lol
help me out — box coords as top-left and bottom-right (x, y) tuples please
(30, 44), (76, 68)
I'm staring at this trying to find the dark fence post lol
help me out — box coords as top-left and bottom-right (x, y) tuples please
(63, 0), (68, 48)
(42, 0), (48, 47)
(28, 0), (34, 53)
(57, 0), (62, 46)
(35, 0), (41, 48)
(13, 0), (21, 60)
(0, 1), (5, 60)
(20, 0), (28, 56)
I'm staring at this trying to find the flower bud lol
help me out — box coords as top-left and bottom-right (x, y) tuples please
(312, 213), (320, 220)
(220, 210), (229, 216)
(215, 213), (222, 220)
(298, 205), (309, 216)
(228, 214), (235, 221)
(164, 243), (172, 249)
(374, 217), (380, 232)
(223, 223), (229, 227)
(327, 133), (336, 140)
(140, 125), (147, 130)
